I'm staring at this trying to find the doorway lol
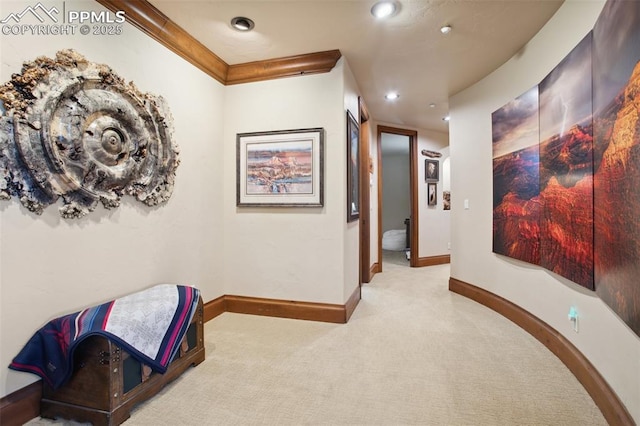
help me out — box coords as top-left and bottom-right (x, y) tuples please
(380, 132), (411, 266)
(377, 126), (419, 270)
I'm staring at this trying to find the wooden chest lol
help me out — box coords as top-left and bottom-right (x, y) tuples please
(40, 297), (205, 426)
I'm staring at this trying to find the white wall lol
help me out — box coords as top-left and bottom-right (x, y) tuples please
(342, 59), (360, 301)
(0, 3), (363, 399)
(222, 58), (356, 305)
(417, 132), (449, 258)
(449, 0), (640, 421)
(0, 1), (226, 397)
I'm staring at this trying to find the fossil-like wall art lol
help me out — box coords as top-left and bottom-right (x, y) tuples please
(0, 49), (179, 219)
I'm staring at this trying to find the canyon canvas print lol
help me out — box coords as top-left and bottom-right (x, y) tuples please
(538, 33), (594, 289)
(593, 0), (640, 336)
(492, 87), (540, 265)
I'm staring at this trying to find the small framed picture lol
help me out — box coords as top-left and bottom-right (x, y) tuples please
(425, 159), (439, 182)
(428, 182), (437, 206)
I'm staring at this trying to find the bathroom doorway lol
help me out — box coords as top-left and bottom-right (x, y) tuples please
(377, 126), (418, 269)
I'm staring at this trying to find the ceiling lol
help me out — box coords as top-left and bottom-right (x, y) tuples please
(148, 0), (563, 134)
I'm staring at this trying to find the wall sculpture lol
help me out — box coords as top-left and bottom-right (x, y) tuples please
(0, 49), (179, 219)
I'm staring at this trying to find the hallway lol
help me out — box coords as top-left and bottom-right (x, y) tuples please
(29, 263), (605, 425)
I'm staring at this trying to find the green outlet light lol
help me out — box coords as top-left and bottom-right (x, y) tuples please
(568, 307), (579, 333)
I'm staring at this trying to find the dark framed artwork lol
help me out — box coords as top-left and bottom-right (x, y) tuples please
(236, 128), (324, 207)
(346, 110), (360, 222)
(425, 159), (439, 181)
(428, 182), (437, 206)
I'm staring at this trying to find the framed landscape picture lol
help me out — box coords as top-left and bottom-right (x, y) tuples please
(236, 128), (324, 207)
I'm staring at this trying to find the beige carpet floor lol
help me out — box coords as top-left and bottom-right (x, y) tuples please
(382, 249), (410, 266)
(27, 263), (606, 425)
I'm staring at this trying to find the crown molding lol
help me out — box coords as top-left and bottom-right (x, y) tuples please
(96, 0), (341, 85)
(226, 50), (342, 85)
(97, 0), (228, 83)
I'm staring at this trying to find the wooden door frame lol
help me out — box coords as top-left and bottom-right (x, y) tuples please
(358, 98), (372, 283)
(376, 125), (419, 269)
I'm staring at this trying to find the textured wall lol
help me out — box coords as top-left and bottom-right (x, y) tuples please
(222, 61), (349, 305)
(0, 0), (226, 397)
(449, 0), (640, 422)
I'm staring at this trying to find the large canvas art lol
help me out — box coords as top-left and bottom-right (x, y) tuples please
(492, 87), (540, 265)
(491, 0), (640, 337)
(538, 33), (594, 289)
(593, 0), (640, 335)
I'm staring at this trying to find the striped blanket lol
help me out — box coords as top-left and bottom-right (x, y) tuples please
(9, 284), (200, 390)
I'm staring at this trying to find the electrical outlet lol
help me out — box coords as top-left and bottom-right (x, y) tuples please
(447, 242), (451, 250)
(568, 307), (579, 333)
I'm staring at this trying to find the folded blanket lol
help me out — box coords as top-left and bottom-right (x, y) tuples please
(9, 284), (200, 390)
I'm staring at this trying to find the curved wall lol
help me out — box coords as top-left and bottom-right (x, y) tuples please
(449, 0), (640, 422)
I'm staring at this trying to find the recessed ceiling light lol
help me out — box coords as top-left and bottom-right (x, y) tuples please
(371, 1), (397, 19)
(443, 116), (450, 121)
(231, 16), (255, 31)
(440, 25), (452, 34)
(385, 92), (399, 100)
(429, 103), (436, 108)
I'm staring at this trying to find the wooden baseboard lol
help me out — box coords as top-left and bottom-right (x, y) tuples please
(365, 262), (381, 283)
(0, 380), (41, 426)
(204, 296), (225, 322)
(415, 255), (450, 267)
(362, 262), (376, 283)
(204, 289), (361, 325)
(448, 277), (634, 426)
(344, 286), (361, 322)
(225, 295), (349, 324)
